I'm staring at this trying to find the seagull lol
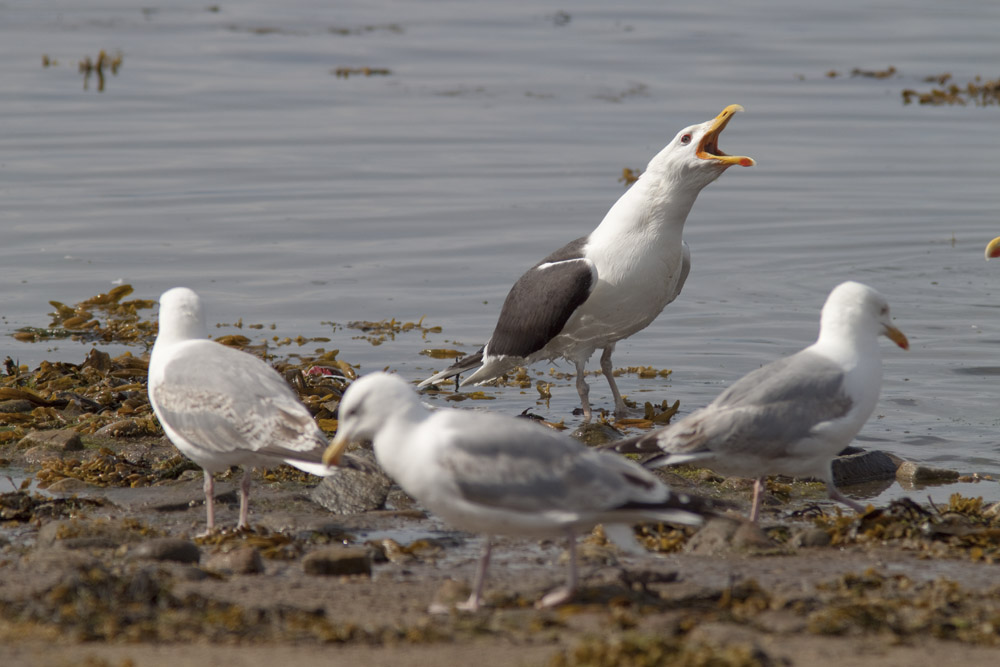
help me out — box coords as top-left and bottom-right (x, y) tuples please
(986, 236), (1000, 259)
(419, 105), (755, 421)
(605, 281), (908, 522)
(323, 371), (717, 611)
(148, 287), (369, 534)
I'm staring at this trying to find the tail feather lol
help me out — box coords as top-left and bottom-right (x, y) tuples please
(417, 348), (485, 388)
(603, 434), (712, 470)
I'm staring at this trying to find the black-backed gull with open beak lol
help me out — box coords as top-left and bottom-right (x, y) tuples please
(419, 105), (755, 420)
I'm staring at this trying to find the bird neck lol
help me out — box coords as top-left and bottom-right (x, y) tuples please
(589, 170), (698, 250)
(152, 318), (208, 354)
(814, 320), (881, 369)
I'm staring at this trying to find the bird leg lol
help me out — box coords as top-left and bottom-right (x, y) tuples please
(456, 537), (493, 612)
(599, 345), (628, 417)
(199, 470), (216, 537)
(237, 468), (253, 530)
(826, 481), (866, 514)
(536, 532), (578, 609)
(574, 358), (592, 422)
(749, 476), (767, 522)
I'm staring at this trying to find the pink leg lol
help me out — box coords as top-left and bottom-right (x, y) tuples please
(537, 533), (578, 608)
(600, 345), (628, 418)
(201, 470), (216, 536)
(457, 538), (493, 612)
(237, 468), (253, 530)
(575, 358), (592, 422)
(749, 477), (766, 522)
(827, 481), (865, 514)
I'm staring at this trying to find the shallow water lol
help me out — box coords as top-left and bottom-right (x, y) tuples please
(2, 0), (999, 504)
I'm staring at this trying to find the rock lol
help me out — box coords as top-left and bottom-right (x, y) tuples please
(684, 518), (776, 555)
(17, 429), (83, 452)
(831, 449), (898, 486)
(130, 538), (201, 564)
(205, 547), (264, 574)
(37, 519), (149, 550)
(302, 547), (372, 576)
(0, 399), (35, 413)
(45, 477), (98, 493)
(896, 461), (961, 484)
(790, 527), (832, 548)
(571, 423), (623, 447)
(310, 466), (392, 514)
(382, 487), (417, 511)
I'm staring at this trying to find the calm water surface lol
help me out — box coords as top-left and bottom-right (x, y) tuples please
(2, 0), (999, 504)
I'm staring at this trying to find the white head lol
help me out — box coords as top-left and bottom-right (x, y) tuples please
(819, 281), (909, 350)
(322, 372), (422, 465)
(644, 104), (755, 191)
(155, 287), (209, 346)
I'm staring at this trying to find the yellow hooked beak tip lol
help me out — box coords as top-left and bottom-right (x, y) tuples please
(697, 104), (755, 168)
(884, 325), (909, 351)
(985, 236), (1000, 260)
(322, 432), (350, 467)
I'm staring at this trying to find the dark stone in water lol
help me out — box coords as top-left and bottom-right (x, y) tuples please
(570, 423), (623, 447)
(831, 449), (899, 486)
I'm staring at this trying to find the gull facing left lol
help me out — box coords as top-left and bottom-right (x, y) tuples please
(148, 287), (367, 534)
(323, 371), (717, 611)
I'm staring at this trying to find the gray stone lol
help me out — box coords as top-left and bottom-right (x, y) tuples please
(17, 429), (83, 452)
(831, 449), (898, 486)
(205, 547), (264, 574)
(130, 537), (201, 564)
(310, 465), (392, 514)
(37, 519), (146, 549)
(896, 461), (960, 484)
(0, 399), (35, 413)
(570, 423), (623, 447)
(790, 527), (832, 548)
(302, 546), (372, 576)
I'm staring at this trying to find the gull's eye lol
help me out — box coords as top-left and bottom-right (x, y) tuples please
(680, 134), (692, 145)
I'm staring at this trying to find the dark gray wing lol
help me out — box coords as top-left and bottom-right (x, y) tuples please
(647, 349), (854, 458)
(486, 237), (596, 358)
(153, 340), (327, 459)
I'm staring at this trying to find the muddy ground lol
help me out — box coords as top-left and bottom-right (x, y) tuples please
(2, 290), (1000, 666)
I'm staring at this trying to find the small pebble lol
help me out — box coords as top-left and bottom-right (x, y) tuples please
(205, 547), (264, 574)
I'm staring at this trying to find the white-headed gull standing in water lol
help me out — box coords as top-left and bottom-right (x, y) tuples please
(606, 281), (908, 522)
(419, 105), (755, 421)
(324, 371), (718, 611)
(148, 287), (369, 534)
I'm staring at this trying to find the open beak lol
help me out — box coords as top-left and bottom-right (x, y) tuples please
(322, 431), (350, 467)
(697, 104), (755, 168)
(883, 325), (909, 351)
(986, 236), (1000, 260)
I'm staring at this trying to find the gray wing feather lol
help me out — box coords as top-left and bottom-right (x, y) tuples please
(436, 414), (663, 514)
(647, 349), (852, 457)
(153, 341), (326, 459)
